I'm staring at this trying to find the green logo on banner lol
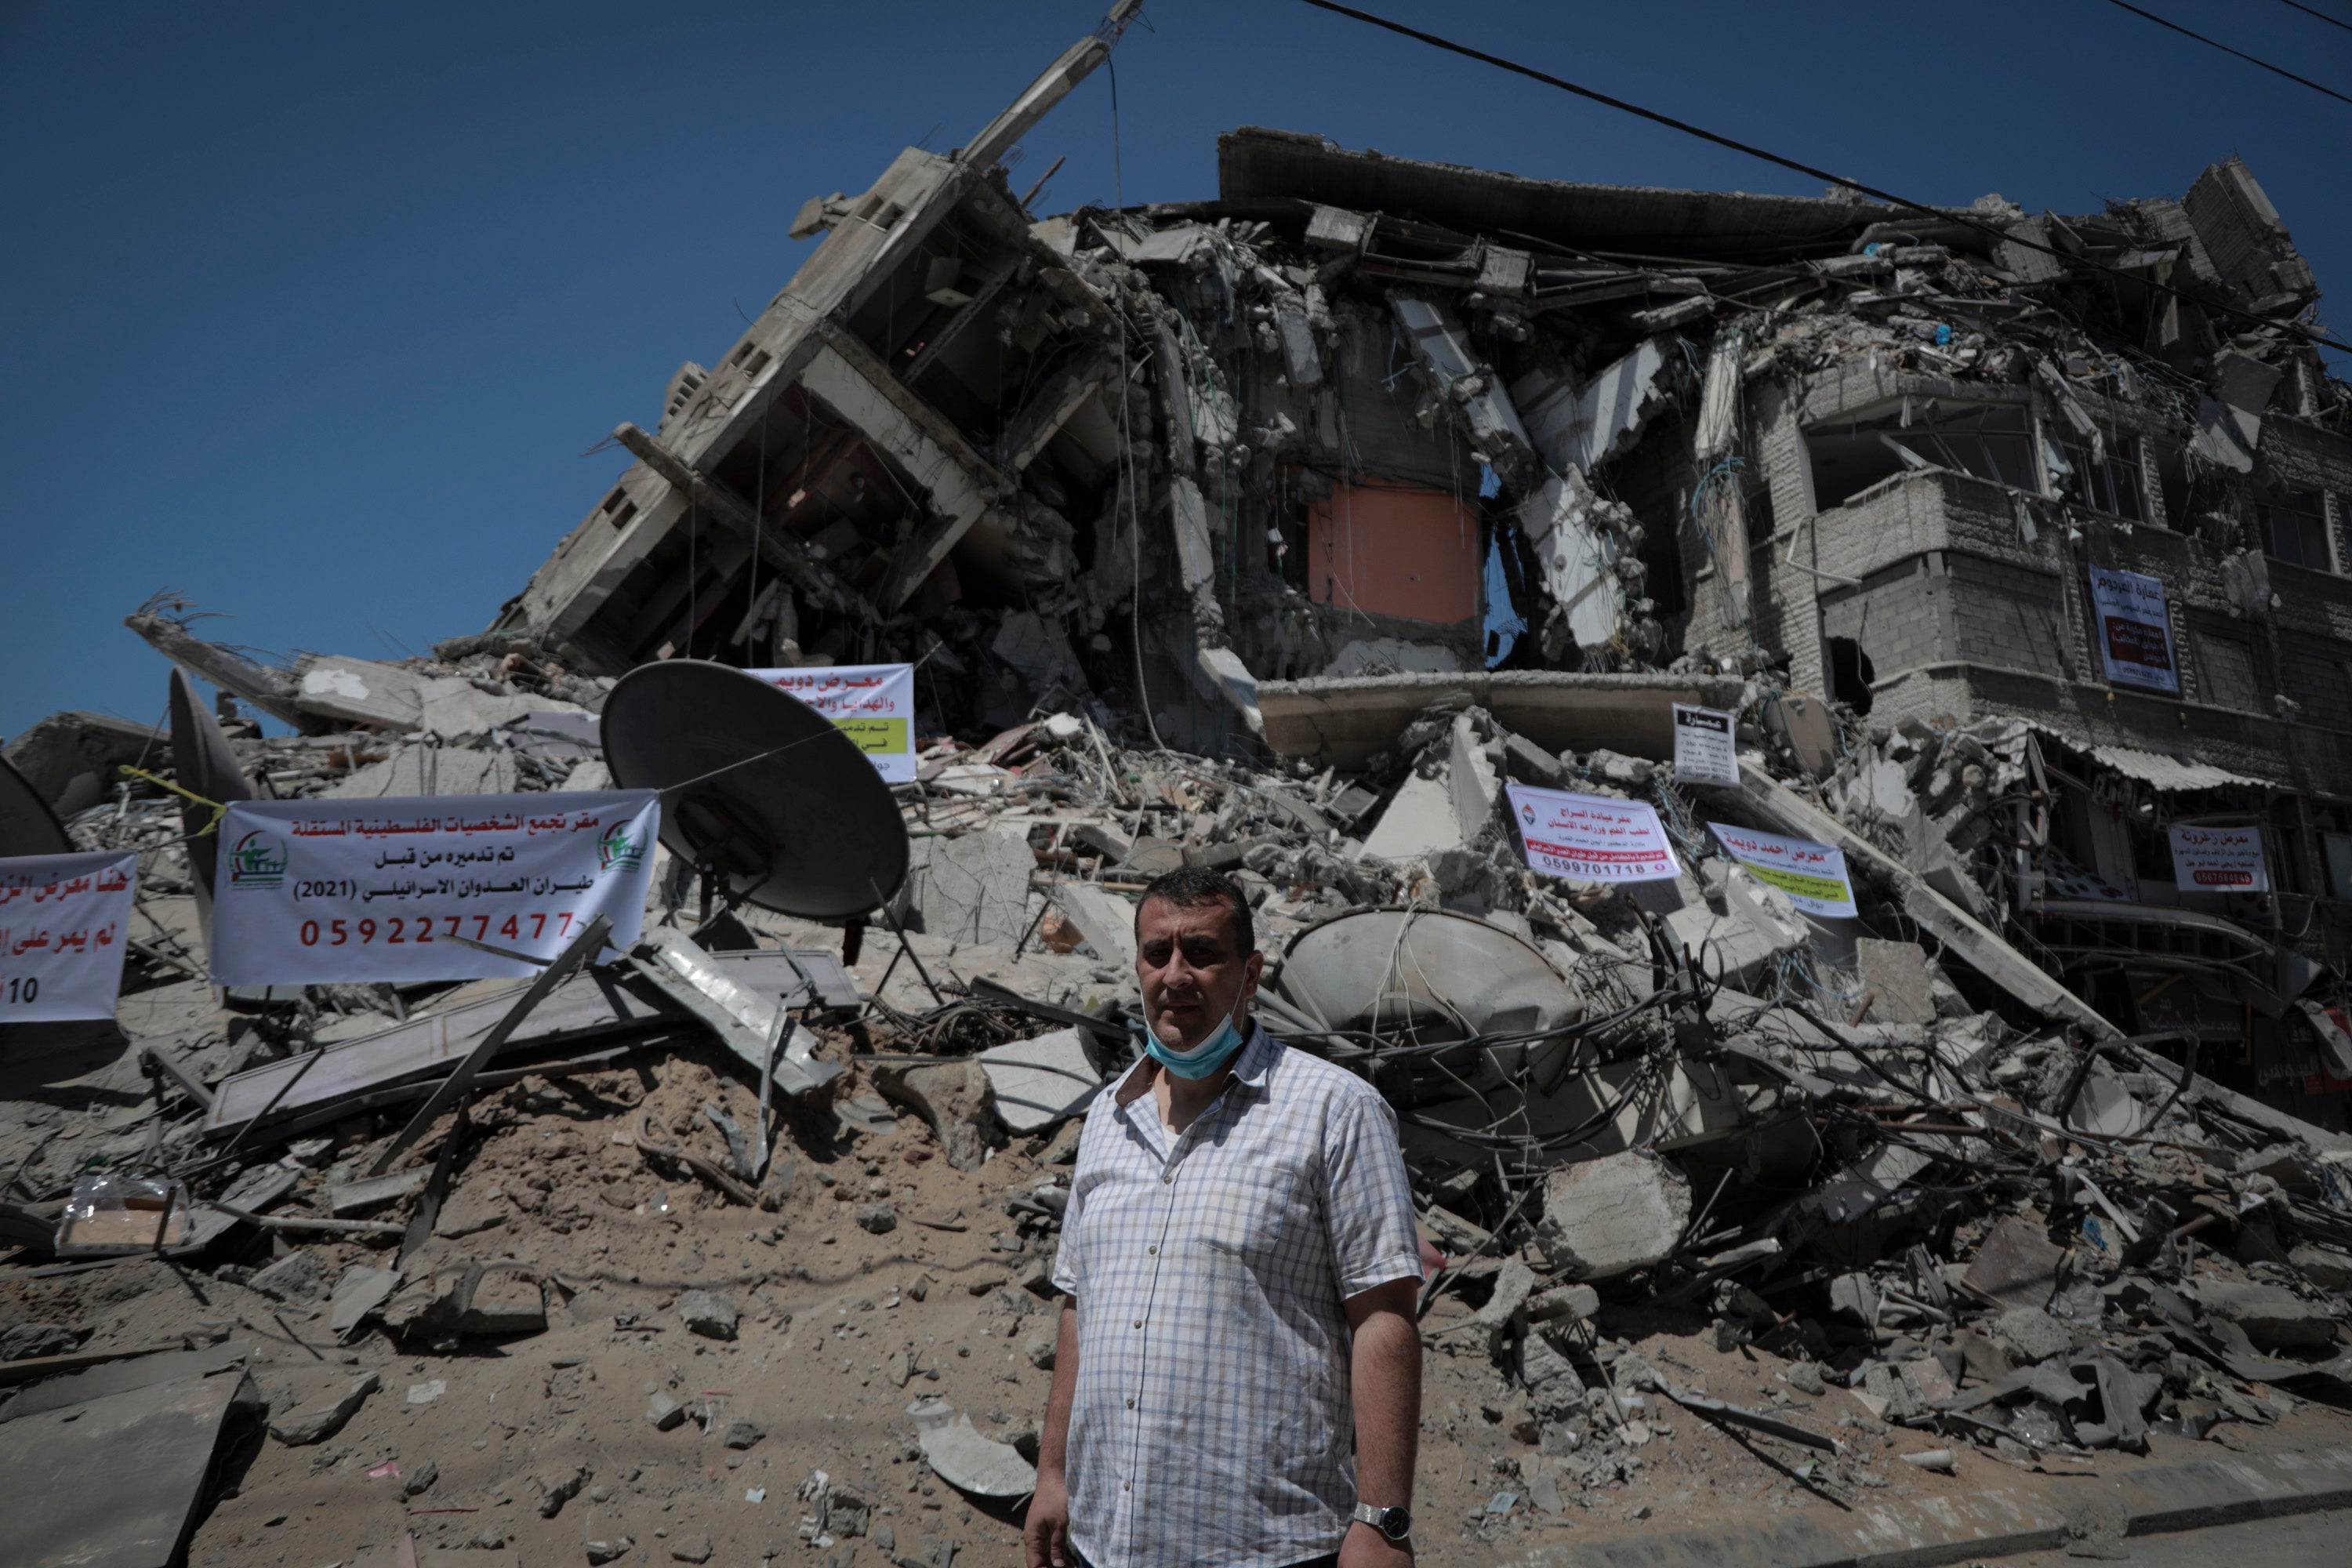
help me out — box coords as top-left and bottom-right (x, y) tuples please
(226, 829), (288, 888)
(597, 821), (645, 873)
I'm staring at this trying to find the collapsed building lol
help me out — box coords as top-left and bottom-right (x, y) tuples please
(8, 8), (2352, 1564)
(447, 10), (2352, 1123)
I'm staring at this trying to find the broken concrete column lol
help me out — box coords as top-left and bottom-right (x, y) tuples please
(1388, 294), (1533, 482)
(1448, 713), (1501, 846)
(1531, 1150), (1690, 1279)
(292, 655), (428, 729)
(125, 609), (314, 730)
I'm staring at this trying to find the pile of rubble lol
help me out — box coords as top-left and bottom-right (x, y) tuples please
(7, 5), (2352, 1564)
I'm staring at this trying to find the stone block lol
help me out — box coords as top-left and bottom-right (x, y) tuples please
(873, 1058), (998, 1171)
(1855, 938), (1937, 1025)
(2190, 1280), (2338, 1350)
(677, 1290), (739, 1341)
(269, 1370), (379, 1446)
(1052, 881), (1139, 968)
(1532, 1151), (1690, 1280)
(1990, 1306), (2075, 1363)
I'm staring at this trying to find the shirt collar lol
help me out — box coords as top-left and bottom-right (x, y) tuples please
(1110, 1018), (1279, 1109)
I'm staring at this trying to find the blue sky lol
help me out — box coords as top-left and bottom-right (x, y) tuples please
(4, 0), (2346, 739)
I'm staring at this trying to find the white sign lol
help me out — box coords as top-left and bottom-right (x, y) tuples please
(2087, 565), (2180, 695)
(1708, 823), (1857, 918)
(1505, 786), (1681, 884)
(1671, 704), (1740, 787)
(209, 791), (660, 985)
(748, 663), (916, 783)
(0, 851), (138, 1022)
(2169, 824), (2269, 894)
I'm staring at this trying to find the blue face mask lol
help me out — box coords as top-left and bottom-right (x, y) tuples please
(1144, 998), (1250, 1080)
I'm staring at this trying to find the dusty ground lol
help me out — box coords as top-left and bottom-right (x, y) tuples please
(7, 915), (2352, 1568)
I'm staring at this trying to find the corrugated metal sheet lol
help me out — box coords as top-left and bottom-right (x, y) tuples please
(2088, 744), (2274, 794)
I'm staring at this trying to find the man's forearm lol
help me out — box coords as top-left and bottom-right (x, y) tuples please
(1038, 1298), (1081, 1478)
(1348, 1283), (1421, 1508)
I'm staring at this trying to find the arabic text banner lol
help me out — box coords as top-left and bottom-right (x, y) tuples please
(209, 791), (660, 985)
(1671, 704), (1740, 787)
(2086, 564), (2180, 695)
(1708, 822), (1857, 918)
(2169, 824), (2268, 893)
(748, 663), (916, 784)
(0, 851), (138, 1022)
(1504, 785), (1681, 884)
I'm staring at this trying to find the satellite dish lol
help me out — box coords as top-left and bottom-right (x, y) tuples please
(0, 754), (71, 860)
(601, 661), (910, 919)
(170, 668), (253, 924)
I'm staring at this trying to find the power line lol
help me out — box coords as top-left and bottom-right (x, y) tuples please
(1293, 0), (2350, 355)
(2100, 0), (2352, 107)
(2278, 0), (2352, 37)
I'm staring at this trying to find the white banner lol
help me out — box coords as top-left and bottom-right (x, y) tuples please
(1671, 704), (1740, 787)
(1505, 786), (1681, 884)
(2170, 824), (2268, 894)
(209, 792), (659, 985)
(1708, 822), (1857, 918)
(2087, 565), (2180, 695)
(0, 851), (138, 1022)
(749, 663), (916, 783)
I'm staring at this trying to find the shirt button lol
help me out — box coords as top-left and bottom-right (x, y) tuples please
(1132, 1319), (1142, 1329)
(1162, 1172), (1173, 1184)
(1125, 1398), (1135, 1408)
(1147, 1244), (1156, 1254)
(1123, 1481), (1132, 1491)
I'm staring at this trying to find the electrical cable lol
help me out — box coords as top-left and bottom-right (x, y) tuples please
(2099, 0), (2352, 105)
(1293, 0), (2352, 355)
(2278, 0), (2352, 36)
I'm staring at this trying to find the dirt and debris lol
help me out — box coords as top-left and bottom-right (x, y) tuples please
(9, 5), (2352, 1566)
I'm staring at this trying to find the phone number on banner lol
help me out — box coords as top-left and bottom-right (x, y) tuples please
(289, 909), (591, 949)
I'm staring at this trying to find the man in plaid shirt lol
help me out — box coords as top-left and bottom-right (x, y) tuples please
(1025, 867), (1425, 1568)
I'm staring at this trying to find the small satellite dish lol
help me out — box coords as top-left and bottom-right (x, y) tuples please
(601, 660), (910, 920)
(171, 668), (253, 922)
(0, 754), (71, 860)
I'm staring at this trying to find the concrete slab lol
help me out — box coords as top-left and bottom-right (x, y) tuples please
(905, 826), (1034, 949)
(1363, 770), (1463, 862)
(977, 1028), (1102, 1132)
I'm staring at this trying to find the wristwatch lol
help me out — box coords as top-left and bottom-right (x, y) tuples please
(1352, 1501), (1413, 1542)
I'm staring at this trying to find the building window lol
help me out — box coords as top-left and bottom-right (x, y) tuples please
(2324, 830), (2352, 902)
(2259, 483), (2333, 572)
(1883, 405), (2037, 490)
(2050, 430), (2148, 524)
(1806, 402), (2034, 508)
(1827, 637), (1875, 714)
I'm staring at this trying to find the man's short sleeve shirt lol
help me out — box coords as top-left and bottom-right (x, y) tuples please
(1049, 1025), (1421, 1568)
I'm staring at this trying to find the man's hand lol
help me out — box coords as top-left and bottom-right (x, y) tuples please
(1338, 1520), (1414, 1568)
(1023, 1468), (1072, 1568)
(1025, 1299), (1081, 1568)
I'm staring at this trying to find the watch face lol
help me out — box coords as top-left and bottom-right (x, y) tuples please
(1380, 1507), (1413, 1541)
